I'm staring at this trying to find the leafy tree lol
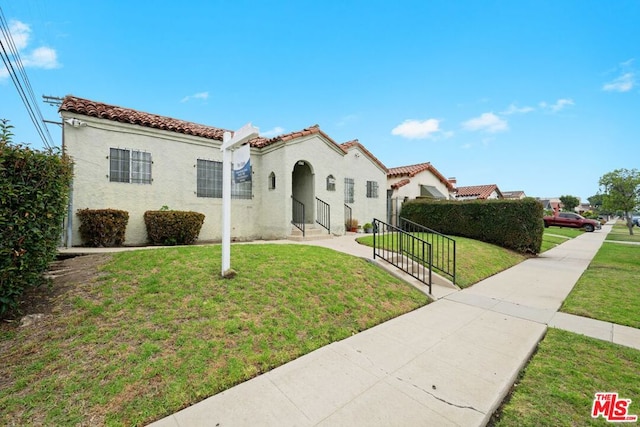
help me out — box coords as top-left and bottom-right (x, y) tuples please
(0, 118), (14, 143)
(559, 194), (580, 212)
(587, 193), (604, 209)
(598, 168), (640, 235)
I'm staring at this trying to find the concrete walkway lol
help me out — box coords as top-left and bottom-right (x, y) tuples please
(144, 224), (640, 427)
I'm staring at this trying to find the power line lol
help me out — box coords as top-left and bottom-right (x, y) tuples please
(0, 6), (55, 149)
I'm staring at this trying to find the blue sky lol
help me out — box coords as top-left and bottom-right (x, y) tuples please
(2, 0), (639, 201)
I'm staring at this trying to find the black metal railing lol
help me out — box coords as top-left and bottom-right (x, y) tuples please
(373, 218), (432, 294)
(344, 204), (352, 231)
(398, 217), (456, 285)
(292, 196), (305, 236)
(316, 197), (330, 234)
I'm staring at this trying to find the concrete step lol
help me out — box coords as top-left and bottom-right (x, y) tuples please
(288, 225), (333, 242)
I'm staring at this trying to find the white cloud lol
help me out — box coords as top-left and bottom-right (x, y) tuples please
(462, 112), (508, 133)
(261, 126), (285, 137)
(603, 72), (635, 92)
(0, 20), (60, 81)
(540, 98), (575, 112)
(391, 118), (442, 139)
(180, 91), (209, 103)
(501, 103), (534, 115)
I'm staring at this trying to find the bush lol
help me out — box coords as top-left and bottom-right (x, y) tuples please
(77, 209), (129, 247)
(144, 210), (205, 245)
(400, 198), (544, 254)
(1, 125), (73, 315)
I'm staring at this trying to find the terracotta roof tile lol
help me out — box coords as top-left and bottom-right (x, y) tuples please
(59, 95), (227, 140)
(455, 184), (502, 199)
(391, 178), (411, 189)
(340, 139), (388, 172)
(387, 162), (454, 191)
(248, 124), (348, 154)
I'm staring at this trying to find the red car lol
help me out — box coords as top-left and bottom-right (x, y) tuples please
(543, 212), (601, 232)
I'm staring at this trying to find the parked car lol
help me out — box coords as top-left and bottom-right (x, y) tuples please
(632, 215), (640, 227)
(543, 212), (602, 232)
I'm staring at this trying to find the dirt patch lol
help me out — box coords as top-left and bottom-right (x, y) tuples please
(1, 254), (112, 325)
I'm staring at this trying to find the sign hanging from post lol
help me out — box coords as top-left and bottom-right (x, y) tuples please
(233, 143), (251, 183)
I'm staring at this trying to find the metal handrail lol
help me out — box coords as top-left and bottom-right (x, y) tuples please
(291, 196), (305, 236)
(316, 197), (330, 234)
(398, 217), (456, 285)
(373, 218), (432, 294)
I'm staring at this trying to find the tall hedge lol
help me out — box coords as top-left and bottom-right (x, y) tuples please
(1, 128), (73, 314)
(400, 198), (544, 254)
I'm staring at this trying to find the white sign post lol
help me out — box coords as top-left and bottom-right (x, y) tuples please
(220, 123), (259, 277)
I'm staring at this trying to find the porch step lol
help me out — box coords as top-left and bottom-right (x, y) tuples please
(288, 225), (333, 242)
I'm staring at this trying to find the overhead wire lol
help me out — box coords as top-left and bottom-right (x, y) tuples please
(0, 6), (54, 149)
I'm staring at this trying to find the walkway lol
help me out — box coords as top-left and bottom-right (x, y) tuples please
(146, 224), (640, 426)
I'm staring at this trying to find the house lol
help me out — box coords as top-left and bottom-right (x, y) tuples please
(59, 96), (387, 246)
(538, 198), (562, 214)
(455, 184), (503, 200)
(502, 190), (527, 200)
(386, 162), (455, 224)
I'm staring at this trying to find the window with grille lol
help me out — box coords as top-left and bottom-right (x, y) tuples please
(344, 177), (354, 203)
(366, 181), (379, 198)
(109, 148), (152, 184)
(197, 159), (252, 199)
(327, 175), (336, 191)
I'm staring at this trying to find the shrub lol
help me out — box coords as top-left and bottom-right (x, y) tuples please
(77, 209), (129, 247)
(400, 198), (544, 254)
(1, 122), (73, 315)
(144, 210), (205, 245)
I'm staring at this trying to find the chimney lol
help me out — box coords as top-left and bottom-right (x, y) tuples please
(448, 177), (457, 186)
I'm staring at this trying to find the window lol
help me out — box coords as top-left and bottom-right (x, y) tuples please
(109, 148), (152, 184)
(366, 181), (379, 198)
(326, 175), (336, 191)
(268, 172), (276, 190)
(196, 159), (252, 199)
(344, 177), (354, 203)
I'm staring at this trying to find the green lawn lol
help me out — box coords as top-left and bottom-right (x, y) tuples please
(0, 244), (428, 426)
(605, 221), (640, 243)
(493, 329), (640, 426)
(560, 241), (640, 328)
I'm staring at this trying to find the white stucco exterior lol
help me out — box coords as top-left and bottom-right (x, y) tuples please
(61, 105), (387, 246)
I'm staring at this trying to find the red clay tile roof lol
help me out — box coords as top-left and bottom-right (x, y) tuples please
(391, 178), (411, 189)
(59, 95), (228, 140)
(340, 139), (388, 172)
(387, 162), (454, 191)
(455, 184), (502, 199)
(249, 125), (343, 151)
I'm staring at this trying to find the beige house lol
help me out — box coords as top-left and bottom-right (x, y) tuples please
(386, 162), (456, 224)
(60, 96), (387, 246)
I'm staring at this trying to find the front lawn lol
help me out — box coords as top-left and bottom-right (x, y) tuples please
(605, 221), (640, 243)
(0, 244), (428, 426)
(560, 242), (640, 328)
(493, 328), (640, 426)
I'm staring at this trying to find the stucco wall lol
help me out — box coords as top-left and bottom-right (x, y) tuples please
(388, 170), (453, 201)
(342, 147), (387, 228)
(63, 113), (259, 246)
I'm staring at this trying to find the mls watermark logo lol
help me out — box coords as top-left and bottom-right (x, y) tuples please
(591, 392), (638, 422)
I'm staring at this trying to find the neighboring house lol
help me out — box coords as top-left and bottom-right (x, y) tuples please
(538, 198), (563, 214)
(60, 96), (387, 246)
(502, 190), (527, 200)
(455, 184), (503, 200)
(386, 162), (455, 225)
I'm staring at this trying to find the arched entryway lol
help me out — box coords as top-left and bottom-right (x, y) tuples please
(292, 160), (314, 224)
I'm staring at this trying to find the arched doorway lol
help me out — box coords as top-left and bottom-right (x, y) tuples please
(292, 160), (314, 224)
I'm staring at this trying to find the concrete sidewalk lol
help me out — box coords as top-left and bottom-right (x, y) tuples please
(147, 224), (640, 426)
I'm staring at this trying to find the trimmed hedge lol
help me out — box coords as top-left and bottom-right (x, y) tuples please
(77, 209), (129, 247)
(144, 210), (205, 245)
(1, 136), (73, 315)
(400, 198), (544, 254)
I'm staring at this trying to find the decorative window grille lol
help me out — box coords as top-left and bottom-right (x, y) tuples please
(344, 177), (354, 203)
(366, 181), (379, 198)
(197, 159), (252, 199)
(109, 148), (152, 184)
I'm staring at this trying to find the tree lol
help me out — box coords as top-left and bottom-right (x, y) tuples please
(598, 168), (640, 235)
(0, 118), (14, 143)
(559, 194), (580, 212)
(587, 193), (604, 210)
